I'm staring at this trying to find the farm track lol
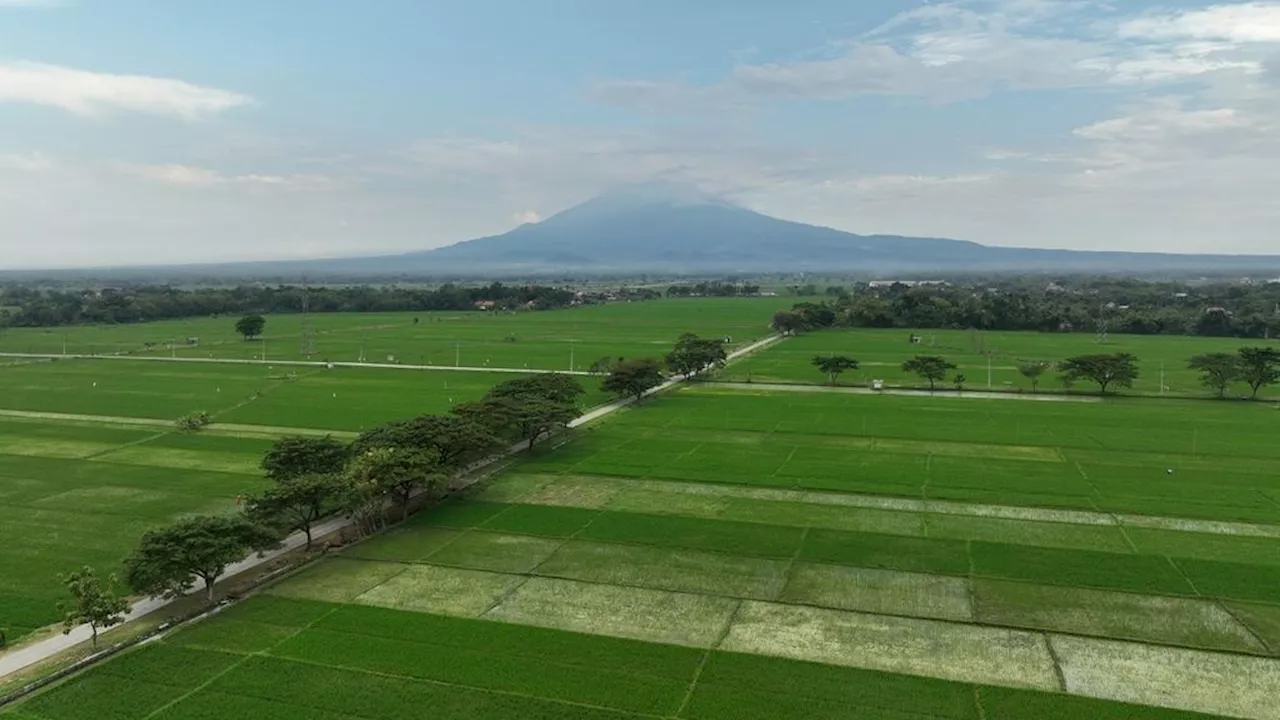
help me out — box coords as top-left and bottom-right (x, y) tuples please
(703, 381), (1106, 402)
(0, 333), (783, 681)
(0, 351), (597, 376)
(0, 408), (358, 439)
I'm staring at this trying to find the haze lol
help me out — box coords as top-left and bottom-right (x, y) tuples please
(2, 0), (1279, 269)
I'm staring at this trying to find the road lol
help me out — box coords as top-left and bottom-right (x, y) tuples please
(0, 333), (782, 680)
(701, 381), (1105, 402)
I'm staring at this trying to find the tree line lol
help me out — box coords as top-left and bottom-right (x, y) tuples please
(810, 347), (1280, 398)
(46, 333), (732, 645)
(0, 283), (584, 328)
(773, 278), (1280, 339)
(664, 282), (762, 297)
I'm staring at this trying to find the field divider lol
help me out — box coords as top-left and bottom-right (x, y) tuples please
(773, 526), (812, 602)
(80, 430), (174, 461)
(676, 599), (745, 717)
(1041, 634), (1068, 693)
(1219, 603), (1276, 656)
(138, 605), (340, 720)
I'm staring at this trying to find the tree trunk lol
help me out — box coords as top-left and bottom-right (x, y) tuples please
(205, 576), (217, 602)
(90, 626), (98, 649)
(303, 525), (313, 550)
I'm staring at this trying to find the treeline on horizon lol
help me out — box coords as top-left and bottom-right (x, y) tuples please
(0, 283), (662, 328)
(773, 278), (1280, 339)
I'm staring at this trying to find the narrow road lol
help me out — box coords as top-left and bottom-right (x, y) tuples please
(0, 351), (596, 376)
(0, 333), (783, 680)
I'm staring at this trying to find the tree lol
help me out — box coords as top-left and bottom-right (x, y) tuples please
(124, 516), (280, 602)
(488, 374), (585, 405)
(811, 355), (859, 384)
(453, 375), (584, 451)
(353, 415), (502, 471)
(261, 436), (349, 482)
(901, 355), (956, 391)
(601, 358), (665, 401)
(1237, 347), (1280, 399)
(235, 314), (266, 340)
(589, 356), (624, 375)
(1187, 353), (1242, 398)
(1058, 353), (1140, 394)
(665, 334), (728, 377)
(953, 373), (967, 391)
(1018, 362), (1051, 392)
(347, 446), (445, 521)
(58, 567), (130, 648)
(246, 473), (347, 549)
(771, 310), (806, 335)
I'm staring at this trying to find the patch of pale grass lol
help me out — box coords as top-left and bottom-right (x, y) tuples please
(522, 476), (623, 509)
(721, 601), (1059, 691)
(780, 564), (973, 621)
(424, 531), (563, 573)
(268, 558), (409, 603)
(342, 527), (461, 563)
(1118, 514), (1280, 539)
(469, 473), (558, 503)
(924, 501), (1115, 526)
(92, 446), (259, 474)
(925, 514), (1132, 553)
(872, 438), (1063, 463)
(1051, 634), (1280, 719)
(974, 580), (1265, 654)
(485, 576), (739, 647)
(536, 541), (789, 599)
(354, 564), (525, 617)
(606, 489), (732, 517)
(0, 435), (115, 459)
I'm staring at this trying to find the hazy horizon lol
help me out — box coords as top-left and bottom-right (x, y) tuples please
(3, 0), (1279, 269)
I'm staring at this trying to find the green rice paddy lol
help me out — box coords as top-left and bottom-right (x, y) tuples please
(5, 301), (1280, 719)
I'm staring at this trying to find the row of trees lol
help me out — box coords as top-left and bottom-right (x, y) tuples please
(664, 282), (761, 298)
(809, 348), (1280, 398)
(53, 333), (730, 645)
(0, 283), (581, 328)
(773, 279), (1280, 339)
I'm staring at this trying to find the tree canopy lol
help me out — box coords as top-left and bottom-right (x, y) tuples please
(1237, 347), (1280, 399)
(235, 314), (266, 340)
(601, 358), (665, 401)
(454, 374), (584, 450)
(246, 473), (348, 549)
(351, 414), (502, 471)
(124, 516), (280, 602)
(58, 566), (130, 648)
(665, 333), (728, 377)
(1018, 362), (1051, 392)
(901, 355), (956, 391)
(811, 355), (859, 384)
(347, 446), (445, 520)
(261, 436), (350, 482)
(1058, 353), (1140, 394)
(1187, 353), (1242, 398)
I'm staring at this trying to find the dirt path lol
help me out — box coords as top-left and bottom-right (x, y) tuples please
(703, 381), (1105, 403)
(0, 408), (356, 438)
(0, 351), (595, 376)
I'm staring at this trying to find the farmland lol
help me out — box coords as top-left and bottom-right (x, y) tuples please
(5, 300), (1280, 719)
(726, 327), (1280, 397)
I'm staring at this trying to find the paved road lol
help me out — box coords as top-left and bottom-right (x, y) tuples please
(0, 351), (596, 376)
(0, 333), (782, 680)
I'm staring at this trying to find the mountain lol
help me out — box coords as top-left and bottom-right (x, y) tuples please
(390, 183), (1279, 275)
(6, 182), (1278, 280)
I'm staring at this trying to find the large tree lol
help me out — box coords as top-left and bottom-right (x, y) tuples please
(1187, 353), (1242, 398)
(901, 355), (956, 391)
(352, 415), (502, 471)
(347, 446), (445, 521)
(488, 374), (585, 405)
(261, 436), (349, 482)
(246, 473), (347, 549)
(453, 374), (584, 450)
(1237, 347), (1280, 399)
(235, 314), (266, 340)
(665, 333), (728, 377)
(1058, 353), (1140, 394)
(602, 357), (665, 401)
(58, 566), (130, 648)
(811, 355), (859, 384)
(771, 310), (806, 335)
(1018, 361), (1051, 393)
(124, 516), (280, 602)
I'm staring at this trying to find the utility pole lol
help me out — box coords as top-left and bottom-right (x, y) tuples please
(262, 338), (267, 363)
(1160, 361), (1166, 395)
(570, 343), (575, 372)
(987, 354), (993, 389)
(455, 343), (460, 368)
(62, 333), (67, 356)
(300, 276), (316, 358)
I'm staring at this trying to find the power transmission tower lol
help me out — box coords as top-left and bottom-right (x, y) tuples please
(300, 277), (317, 358)
(1096, 303), (1109, 344)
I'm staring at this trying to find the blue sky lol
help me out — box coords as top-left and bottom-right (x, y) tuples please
(1, 0), (1278, 268)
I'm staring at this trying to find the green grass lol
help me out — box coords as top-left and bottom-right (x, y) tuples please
(725, 326), (1280, 399)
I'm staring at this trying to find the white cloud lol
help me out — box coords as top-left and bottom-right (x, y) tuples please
(0, 0), (59, 6)
(119, 162), (341, 192)
(0, 151), (52, 171)
(512, 210), (540, 224)
(0, 62), (251, 119)
(1118, 3), (1280, 43)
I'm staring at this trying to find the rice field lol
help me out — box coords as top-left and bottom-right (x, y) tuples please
(5, 308), (1280, 718)
(726, 327), (1280, 397)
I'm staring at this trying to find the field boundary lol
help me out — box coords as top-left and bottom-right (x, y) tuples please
(0, 408), (359, 439)
(0, 351), (596, 376)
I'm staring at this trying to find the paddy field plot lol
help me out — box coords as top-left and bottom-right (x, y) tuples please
(0, 298), (784, 369)
(726, 327), (1280, 397)
(3, 595), (1236, 720)
(0, 417), (272, 642)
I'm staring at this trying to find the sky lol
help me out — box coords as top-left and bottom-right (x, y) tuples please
(1, 0), (1279, 268)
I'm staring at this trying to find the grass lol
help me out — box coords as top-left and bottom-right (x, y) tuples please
(4, 596), (1237, 720)
(724, 326), (1280, 398)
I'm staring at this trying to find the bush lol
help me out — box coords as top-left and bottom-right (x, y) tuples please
(176, 410), (212, 432)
